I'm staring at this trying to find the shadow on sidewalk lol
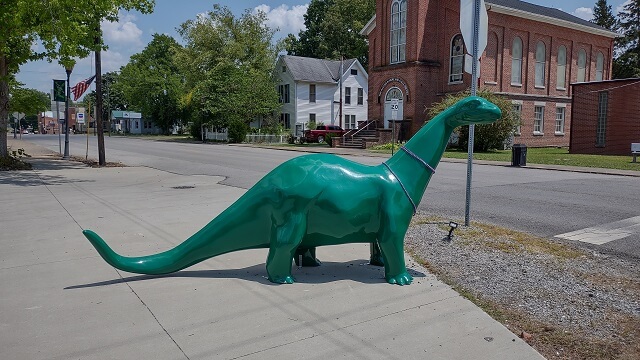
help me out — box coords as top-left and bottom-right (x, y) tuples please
(64, 261), (426, 289)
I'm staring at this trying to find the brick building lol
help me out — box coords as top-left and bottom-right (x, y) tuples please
(362, 0), (617, 147)
(570, 79), (640, 155)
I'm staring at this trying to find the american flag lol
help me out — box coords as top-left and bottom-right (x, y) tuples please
(71, 75), (96, 101)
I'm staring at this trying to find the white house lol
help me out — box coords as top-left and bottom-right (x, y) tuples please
(275, 55), (368, 137)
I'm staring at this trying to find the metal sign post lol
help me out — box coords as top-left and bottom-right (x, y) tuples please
(460, 0), (488, 226)
(391, 99), (399, 155)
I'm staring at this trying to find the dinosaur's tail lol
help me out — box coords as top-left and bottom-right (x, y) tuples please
(83, 230), (212, 275)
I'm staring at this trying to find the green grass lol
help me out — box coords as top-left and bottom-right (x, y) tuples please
(442, 147), (639, 171)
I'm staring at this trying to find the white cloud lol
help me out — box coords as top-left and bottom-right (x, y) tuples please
(617, 0), (631, 14)
(572, 7), (593, 21)
(254, 4), (308, 36)
(102, 13), (143, 45)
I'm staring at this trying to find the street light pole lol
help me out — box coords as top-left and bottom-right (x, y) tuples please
(63, 64), (74, 159)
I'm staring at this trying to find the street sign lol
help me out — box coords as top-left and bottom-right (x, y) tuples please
(53, 80), (66, 102)
(77, 113), (85, 124)
(58, 119), (65, 124)
(460, 0), (488, 74)
(391, 99), (399, 120)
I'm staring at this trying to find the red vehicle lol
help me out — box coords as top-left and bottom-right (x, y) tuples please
(303, 125), (345, 143)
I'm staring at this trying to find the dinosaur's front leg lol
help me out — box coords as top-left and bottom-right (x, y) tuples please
(378, 214), (413, 285)
(266, 212), (306, 284)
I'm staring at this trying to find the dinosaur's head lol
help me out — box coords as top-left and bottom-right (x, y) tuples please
(445, 96), (502, 129)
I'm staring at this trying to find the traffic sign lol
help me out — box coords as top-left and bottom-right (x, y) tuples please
(77, 113), (85, 124)
(391, 99), (399, 120)
(460, 0), (488, 74)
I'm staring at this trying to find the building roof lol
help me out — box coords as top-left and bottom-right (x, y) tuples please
(281, 55), (358, 83)
(487, 0), (618, 37)
(361, 0), (618, 38)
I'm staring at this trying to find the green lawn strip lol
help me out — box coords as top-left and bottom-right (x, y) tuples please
(372, 147), (639, 171)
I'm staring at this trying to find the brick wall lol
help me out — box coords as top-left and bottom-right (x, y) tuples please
(571, 80), (640, 155)
(367, 0), (615, 147)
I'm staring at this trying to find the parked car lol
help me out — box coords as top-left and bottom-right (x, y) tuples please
(303, 125), (345, 143)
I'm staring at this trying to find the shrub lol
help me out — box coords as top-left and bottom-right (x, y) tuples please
(325, 133), (336, 147)
(426, 89), (519, 152)
(228, 119), (249, 143)
(0, 148), (32, 171)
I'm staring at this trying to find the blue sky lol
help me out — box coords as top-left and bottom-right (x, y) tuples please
(16, 0), (630, 97)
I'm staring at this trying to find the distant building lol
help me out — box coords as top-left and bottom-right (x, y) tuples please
(570, 78), (640, 155)
(362, 0), (618, 147)
(111, 110), (161, 134)
(275, 55), (368, 136)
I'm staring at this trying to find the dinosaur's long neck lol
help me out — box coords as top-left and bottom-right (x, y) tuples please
(384, 111), (455, 209)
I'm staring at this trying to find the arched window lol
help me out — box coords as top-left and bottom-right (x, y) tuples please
(556, 45), (567, 89)
(596, 52), (604, 81)
(485, 32), (499, 83)
(535, 41), (546, 87)
(511, 37), (523, 85)
(390, 0), (407, 64)
(577, 49), (587, 82)
(449, 34), (465, 83)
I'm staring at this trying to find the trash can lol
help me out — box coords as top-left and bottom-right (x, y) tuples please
(511, 144), (527, 166)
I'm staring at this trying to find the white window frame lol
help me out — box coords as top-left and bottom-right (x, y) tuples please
(511, 37), (523, 86)
(309, 84), (316, 103)
(344, 114), (356, 130)
(512, 100), (523, 135)
(577, 49), (587, 82)
(555, 104), (566, 135)
(596, 52), (604, 81)
(390, 0), (407, 64)
(556, 45), (567, 90)
(535, 41), (546, 88)
(357, 87), (363, 105)
(449, 34), (465, 83)
(344, 87), (351, 105)
(533, 103), (545, 135)
(596, 92), (608, 146)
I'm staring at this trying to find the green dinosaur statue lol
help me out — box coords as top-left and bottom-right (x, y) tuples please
(83, 96), (501, 285)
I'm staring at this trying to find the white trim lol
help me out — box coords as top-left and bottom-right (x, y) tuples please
(361, 15), (376, 36)
(511, 100), (523, 105)
(534, 101), (547, 106)
(487, 3), (619, 38)
(556, 103), (567, 108)
(360, 4), (619, 39)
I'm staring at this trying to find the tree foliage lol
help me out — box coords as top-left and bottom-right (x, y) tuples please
(84, 71), (129, 124)
(176, 5), (281, 134)
(0, 0), (155, 157)
(615, 0), (640, 78)
(427, 90), (519, 152)
(592, 0), (618, 30)
(9, 87), (50, 118)
(285, 0), (375, 69)
(116, 34), (184, 134)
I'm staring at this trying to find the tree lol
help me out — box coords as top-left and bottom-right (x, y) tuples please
(117, 34), (184, 134)
(0, 0), (154, 158)
(615, 0), (640, 78)
(592, 0), (618, 30)
(9, 87), (50, 118)
(8, 87), (49, 134)
(285, 0), (335, 58)
(427, 90), (519, 152)
(176, 5), (281, 138)
(285, 0), (375, 69)
(84, 71), (129, 128)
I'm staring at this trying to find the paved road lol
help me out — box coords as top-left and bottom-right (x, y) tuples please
(23, 134), (640, 258)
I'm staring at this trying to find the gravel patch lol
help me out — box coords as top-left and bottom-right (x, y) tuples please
(405, 215), (640, 359)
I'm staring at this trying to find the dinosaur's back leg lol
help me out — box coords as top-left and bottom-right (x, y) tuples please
(266, 211), (307, 284)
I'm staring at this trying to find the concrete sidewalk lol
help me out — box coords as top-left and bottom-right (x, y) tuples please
(1, 151), (544, 359)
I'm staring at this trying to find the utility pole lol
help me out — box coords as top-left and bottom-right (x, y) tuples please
(95, 32), (106, 166)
